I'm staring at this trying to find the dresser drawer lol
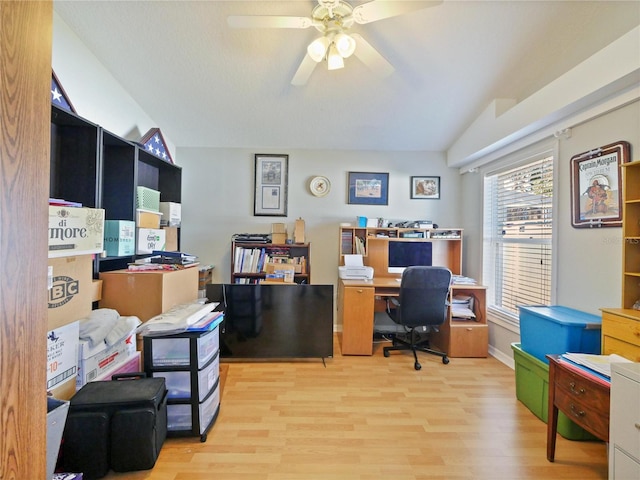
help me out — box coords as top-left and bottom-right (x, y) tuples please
(554, 387), (609, 440)
(603, 335), (640, 362)
(611, 365), (640, 462)
(602, 312), (640, 348)
(554, 366), (610, 412)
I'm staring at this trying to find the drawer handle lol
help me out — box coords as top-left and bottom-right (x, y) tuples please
(569, 382), (585, 395)
(357, 289), (364, 293)
(570, 404), (586, 418)
(635, 423), (640, 430)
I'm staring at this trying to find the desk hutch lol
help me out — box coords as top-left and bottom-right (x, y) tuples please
(337, 226), (487, 357)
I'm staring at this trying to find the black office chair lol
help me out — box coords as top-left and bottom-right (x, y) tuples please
(380, 266), (452, 370)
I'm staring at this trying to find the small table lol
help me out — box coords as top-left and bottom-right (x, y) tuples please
(546, 354), (610, 462)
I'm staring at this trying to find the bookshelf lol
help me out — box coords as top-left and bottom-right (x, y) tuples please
(231, 241), (311, 284)
(50, 104), (182, 274)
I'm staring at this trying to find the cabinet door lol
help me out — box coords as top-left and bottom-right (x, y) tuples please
(339, 285), (374, 355)
(448, 323), (488, 357)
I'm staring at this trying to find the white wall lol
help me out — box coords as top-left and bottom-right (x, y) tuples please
(177, 148), (461, 295)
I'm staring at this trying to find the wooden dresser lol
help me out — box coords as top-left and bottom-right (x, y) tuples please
(546, 354), (610, 462)
(600, 308), (640, 362)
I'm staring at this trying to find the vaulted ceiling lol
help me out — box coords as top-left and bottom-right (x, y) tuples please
(54, 1), (640, 153)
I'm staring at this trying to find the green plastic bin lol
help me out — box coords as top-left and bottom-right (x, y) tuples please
(511, 342), (597, 440)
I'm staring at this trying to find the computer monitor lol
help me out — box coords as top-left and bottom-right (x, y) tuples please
(387, 240), (433, 274)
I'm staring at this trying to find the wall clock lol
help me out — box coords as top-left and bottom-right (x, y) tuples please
(309, 176), (331, 197)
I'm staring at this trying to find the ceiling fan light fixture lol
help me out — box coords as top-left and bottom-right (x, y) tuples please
(327, 44), (344, 70)
(307, 36), (330, 62)
(334, 32), (356, 58)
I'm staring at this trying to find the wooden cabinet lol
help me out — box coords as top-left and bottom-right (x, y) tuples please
(231, 241), (311, 284)
(609, 362), (640, 480)
(50, 105), (182, 274)
(338, 282), (375, 355)
(622, 161), (640, 309)
(600, 309), (640, 362)
(546, 354), (610, 462)
(339, 226), (463, 276)
(430, 285), (488, 358)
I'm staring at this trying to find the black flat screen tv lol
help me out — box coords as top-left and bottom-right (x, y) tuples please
(388, 240), (433, 274)
(206, 283), (334, 360)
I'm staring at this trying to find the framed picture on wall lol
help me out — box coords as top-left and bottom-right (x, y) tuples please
(254, 154), (288, 216)
(348, 172), (389, 205)
(570, 141), (630, 228)
(410, 176), (440, 199)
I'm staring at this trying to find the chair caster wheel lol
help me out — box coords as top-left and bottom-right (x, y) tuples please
(414, 362), (421, 370)
(442, 356), (450, 365)
(383, 350), (390, 357)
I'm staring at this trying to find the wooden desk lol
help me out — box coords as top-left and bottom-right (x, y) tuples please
(546, 354), (610, 462)
(337, 278), (487, 357)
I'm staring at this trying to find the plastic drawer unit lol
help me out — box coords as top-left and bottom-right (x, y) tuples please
(519, 305), (601, 364)
(144, 325), (221, 442)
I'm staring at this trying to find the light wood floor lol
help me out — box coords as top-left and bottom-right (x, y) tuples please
(103, 335), (607, 479)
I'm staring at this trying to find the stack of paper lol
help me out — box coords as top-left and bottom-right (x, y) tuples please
(562, 352), (632, 378)
(451, 294), (476, 320)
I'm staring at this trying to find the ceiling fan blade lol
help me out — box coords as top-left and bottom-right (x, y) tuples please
(227, 15), (313, 29)
(291, 54), (319, 86)
(351, 33), (394, 78)
(352, 0), (442, 24)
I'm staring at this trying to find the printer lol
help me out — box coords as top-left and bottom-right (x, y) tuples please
(338, 265), (374, 280)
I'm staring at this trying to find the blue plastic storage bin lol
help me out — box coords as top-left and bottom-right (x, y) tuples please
(519, 305), (601, 364)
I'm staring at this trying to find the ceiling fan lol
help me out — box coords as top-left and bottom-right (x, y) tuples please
(227, 0), (442, 86)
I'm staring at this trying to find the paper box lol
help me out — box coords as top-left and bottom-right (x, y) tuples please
(136, 209), (162, 229)
(272, 233), (287, 244)
(294, 218), (305, 243)
(159, 202), (181, 226)
(104, 220), (135, 257)
(91, 279), (103, 302)
(136, 228), (166, 254)
(163, 226), (179, 251)
(76, 330), (137, 388)
(99, 267), (199, 321)
(94, 351), (141, 381)
(47, 321), (80, 391)
(49, 206), (105, 258)
(47, 397), (70, 480)
(48, 255), (93, 330)
(136, 186), (160, 211)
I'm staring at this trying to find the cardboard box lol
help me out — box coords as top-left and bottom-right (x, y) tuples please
(77, 330), (137, 389)
(159, 202), (181, 226)
(47, 321), (80, 391)
(49, 206), (105, 258)
(48, 376), (76, 401)
(271, 223), (286, 234)
(294, 218), (305, 243)
(91, 279), (103, 302)
(163, 226), (179, 251)
(99, 267), (199, 322)
(136, 227), (166, 254)
(47, 398), (70, 480)
(104, 220), (136, 256)
(48, 255), (93, 330)
(136, 209), (162, 229)
(271, 233), (287, 244)
(94, 351), (141, 382)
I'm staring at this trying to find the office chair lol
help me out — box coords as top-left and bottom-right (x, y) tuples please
(380, 266), (452, 370)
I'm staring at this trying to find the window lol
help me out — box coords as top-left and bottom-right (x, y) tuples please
(483, 153), (554, 324)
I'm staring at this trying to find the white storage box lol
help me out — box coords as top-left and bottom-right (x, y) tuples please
(48, 206), (105, 258)
(154, 353), (219, 401)
(159, 202), (181, 227)
(150, 325), (219, 369)
(76, 330), (137, 388)
(167, 380), (220, 435)
(136, 227), (166, 254)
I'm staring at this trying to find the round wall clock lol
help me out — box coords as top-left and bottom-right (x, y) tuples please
(309, 176), (331, 197)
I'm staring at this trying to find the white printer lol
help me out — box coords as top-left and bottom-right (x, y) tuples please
(338, 254), (374, 280)
(338, 265), (374, 280)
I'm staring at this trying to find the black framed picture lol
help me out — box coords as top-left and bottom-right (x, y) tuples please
(411, 176), (440, 199)
(348, 172), (389, 205)
(254, 154), (288, 216)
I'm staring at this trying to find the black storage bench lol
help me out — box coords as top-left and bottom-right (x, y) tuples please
(60, 374), (168, 480)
